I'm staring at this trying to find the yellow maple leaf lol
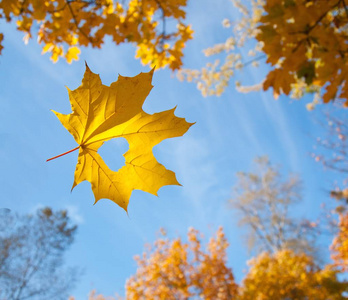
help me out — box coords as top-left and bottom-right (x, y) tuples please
(65, 46), (81, 64)
(48, 64), (193, 211)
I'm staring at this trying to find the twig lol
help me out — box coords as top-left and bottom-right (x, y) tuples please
(65, 0), (94, 44)
(46, 146), (79, 162)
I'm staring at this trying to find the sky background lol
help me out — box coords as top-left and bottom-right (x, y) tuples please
(0, 0), (346, 299)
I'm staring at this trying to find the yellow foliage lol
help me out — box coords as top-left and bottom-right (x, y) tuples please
(65, 46), (80, 64)
(240, 249), (348, 300)
(331, 213), (348, 271)
(125, 227), (238, 299)
(50, 64), (193, 211)
(257, 0), (348, 106)
(80, 230), (348, 299)
(263, 67), (296, 98)
(0, 0), (192, 70)
(180, 0), (348, 107)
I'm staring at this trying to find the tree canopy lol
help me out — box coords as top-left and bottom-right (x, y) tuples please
(178, 0), (348, 107)
(0, 0), (193, 69)
(126, 227), (238, 300)
(240, 249), (347, 300)
(230, 156), (317, 256)
(0, 207), (78, 300)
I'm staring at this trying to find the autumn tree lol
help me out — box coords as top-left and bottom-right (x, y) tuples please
(229, 156), (318, 256)
(257, 0), (348, 105)
(125, 227), (238, 299)
(179, 0), (348, 107)
(0, 207), (78, 300)
(83, 226), (348, 300)
(330, 212), (348, 271)
(0, 0), (193, 70)
(239, 249), (348, 300)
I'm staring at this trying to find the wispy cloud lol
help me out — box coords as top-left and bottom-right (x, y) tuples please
(166, 135), (220, 224)
(65, 205), (84, 224)
(260, 92), (301, 172)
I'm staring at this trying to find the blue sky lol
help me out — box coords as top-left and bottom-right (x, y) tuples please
(0, 1), (346, 299)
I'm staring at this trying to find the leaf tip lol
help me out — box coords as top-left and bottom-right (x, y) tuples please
(121, 200), (129, 212)
(50, 109), (59, 117)
(146, 67), (155, 83)
(71, 182), (77, 193)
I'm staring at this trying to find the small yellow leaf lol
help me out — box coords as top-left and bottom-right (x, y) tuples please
(42, 43), (53, 54)
(65, 46), (81, 64)
(50, 45), (63, 63)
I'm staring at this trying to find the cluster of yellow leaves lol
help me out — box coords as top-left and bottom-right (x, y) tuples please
(52, 65), (193, 211)
(179, 0), (348, 108)
(240, 249), (348, 300)
(0, 0), (193, 69)
(257, 0), (348, 105)
(80, 228), (348, 299)
(331, 213), (348, 271)
(125, 227), (238, 299)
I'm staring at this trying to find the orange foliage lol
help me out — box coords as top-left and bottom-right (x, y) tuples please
(257, 0), (348, 105)
(77, 230), (348, 299)
(0, 0), (193, 69)
(331, 213), (348, 271)
(240, 249), (347, 300)
(125, 227), (238, 300)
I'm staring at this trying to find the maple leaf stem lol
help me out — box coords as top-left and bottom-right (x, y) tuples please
(46, 146), (80, 162)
